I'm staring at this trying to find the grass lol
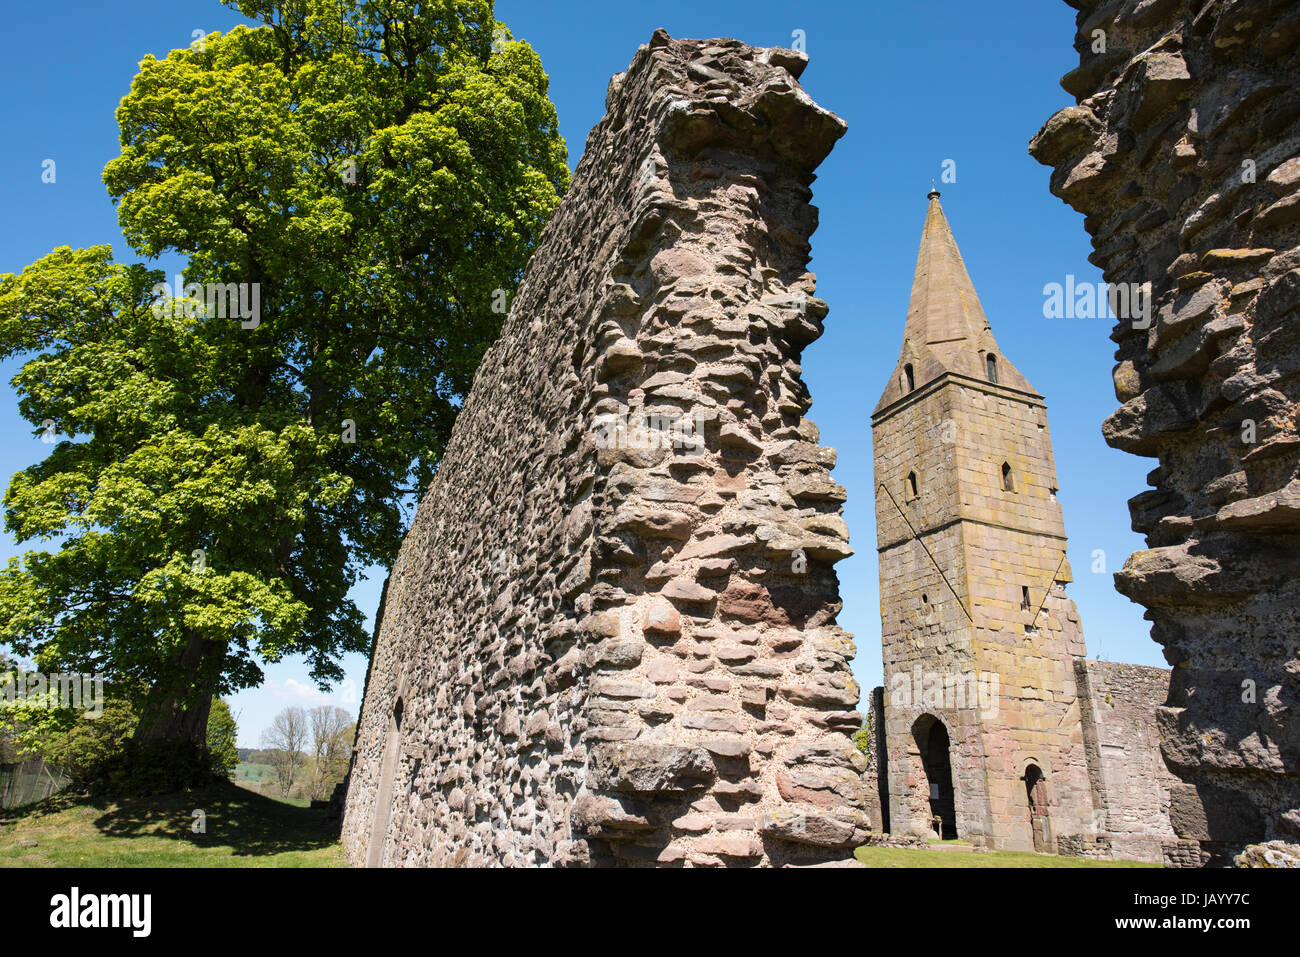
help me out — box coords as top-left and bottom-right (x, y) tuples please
(0, 780), (343, 868)
(231, 764), (316, 807)
(1, 781), (1157, 869)
(854, 844), (1161, 868)
(232, 762), (278, 786)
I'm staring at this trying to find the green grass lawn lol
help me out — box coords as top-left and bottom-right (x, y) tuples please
(854, 844), (1160, 868)
(1, 781), (1161, 870)
(0, 780), (343, 868)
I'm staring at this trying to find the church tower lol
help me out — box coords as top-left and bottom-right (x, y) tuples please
(871, 190), (1098, 852)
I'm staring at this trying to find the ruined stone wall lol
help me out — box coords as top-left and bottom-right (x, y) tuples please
(1075, 659), (1178, 862)
(341, 30), (869, 867)
(1030, 0), (1300, 862)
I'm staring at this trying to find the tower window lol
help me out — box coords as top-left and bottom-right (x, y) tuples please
(903, 363), (915, 393)
(1001, 462), (1015, 492)
(906, 471), (918, 500)
(1021, 586), (1031, 611)
(986, 353), (998, 383)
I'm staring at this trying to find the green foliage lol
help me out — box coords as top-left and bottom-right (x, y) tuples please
(0, 0), (568, 744)
(206, 699), (239, 777)
(853, 713), (873, 759)
(5, 692), (138, 785)
(0, 674), (218, 794)
(0, 653), (16, 762)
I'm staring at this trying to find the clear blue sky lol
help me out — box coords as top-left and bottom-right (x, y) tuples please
(0, 0), (1158, 748)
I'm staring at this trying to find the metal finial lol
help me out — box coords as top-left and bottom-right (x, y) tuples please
(928, 179), (941, 200)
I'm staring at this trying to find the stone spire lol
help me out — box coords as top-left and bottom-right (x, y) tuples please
(875, 192), (1035, 412)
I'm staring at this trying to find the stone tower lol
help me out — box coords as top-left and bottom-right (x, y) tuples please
(871, 191), (1098, 852)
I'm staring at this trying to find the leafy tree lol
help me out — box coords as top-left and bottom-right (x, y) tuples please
(2, 686), (139, 785)
(0, 0), (567, 769)
(207, 698), (240, 777)
(0, 653), (18, 763)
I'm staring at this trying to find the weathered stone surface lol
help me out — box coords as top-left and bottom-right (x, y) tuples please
(342, 30), (858, 868)
(1233, 840), (1300, 868)
(1031, 0), (1300, 865)
(1075, 661), (1179, 863)
(587, 743), (714, 794)
(569, 793), (657, 836)
(759, 807), (869, 847)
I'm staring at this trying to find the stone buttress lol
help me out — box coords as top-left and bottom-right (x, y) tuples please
(1030, 0), (1300, 864)
(342, 29), (866, 867)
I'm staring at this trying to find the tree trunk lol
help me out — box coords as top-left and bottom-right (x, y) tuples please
(132, 628), (228, 748)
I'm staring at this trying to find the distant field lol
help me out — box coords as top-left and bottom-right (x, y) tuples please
(233, 762), (278, 785)
(0, 781), (342, 868)
(231, 763), (315, 806)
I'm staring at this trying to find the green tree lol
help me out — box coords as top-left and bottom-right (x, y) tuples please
(0, 653), (18, 763)
(2, 687), (139, 785)
(206, 698), (240, 777)
(0, 0), (567, 769)
(853, 715), (873, 759)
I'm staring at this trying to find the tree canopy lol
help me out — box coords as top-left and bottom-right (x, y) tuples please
(0, 0), (568, 763)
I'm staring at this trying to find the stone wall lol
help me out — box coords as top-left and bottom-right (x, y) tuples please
(1030, 0), (1300, 862)
(1074, 659), (1178, 862)
(341, 30), (870, 867)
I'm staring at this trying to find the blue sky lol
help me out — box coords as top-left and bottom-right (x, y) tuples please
(0, 0), (1159, 748)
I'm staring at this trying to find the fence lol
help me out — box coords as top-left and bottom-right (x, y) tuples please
(0, 759), (68, 808)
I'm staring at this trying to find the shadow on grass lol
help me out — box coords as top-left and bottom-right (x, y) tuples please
(86, 780), (337, 858)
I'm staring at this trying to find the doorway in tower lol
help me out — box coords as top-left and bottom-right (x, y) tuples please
(1024, 763), (1052, 852)
(912, 714), (957, 839)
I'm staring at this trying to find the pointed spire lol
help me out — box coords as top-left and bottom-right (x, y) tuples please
(902, 190), (992, 350)
(875, 193), (1036, 413)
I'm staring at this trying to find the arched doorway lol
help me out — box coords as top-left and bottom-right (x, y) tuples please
(912, 714), (957, 839)
(365, 696), (404, 868)
(1024, 763), (1051, 852)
